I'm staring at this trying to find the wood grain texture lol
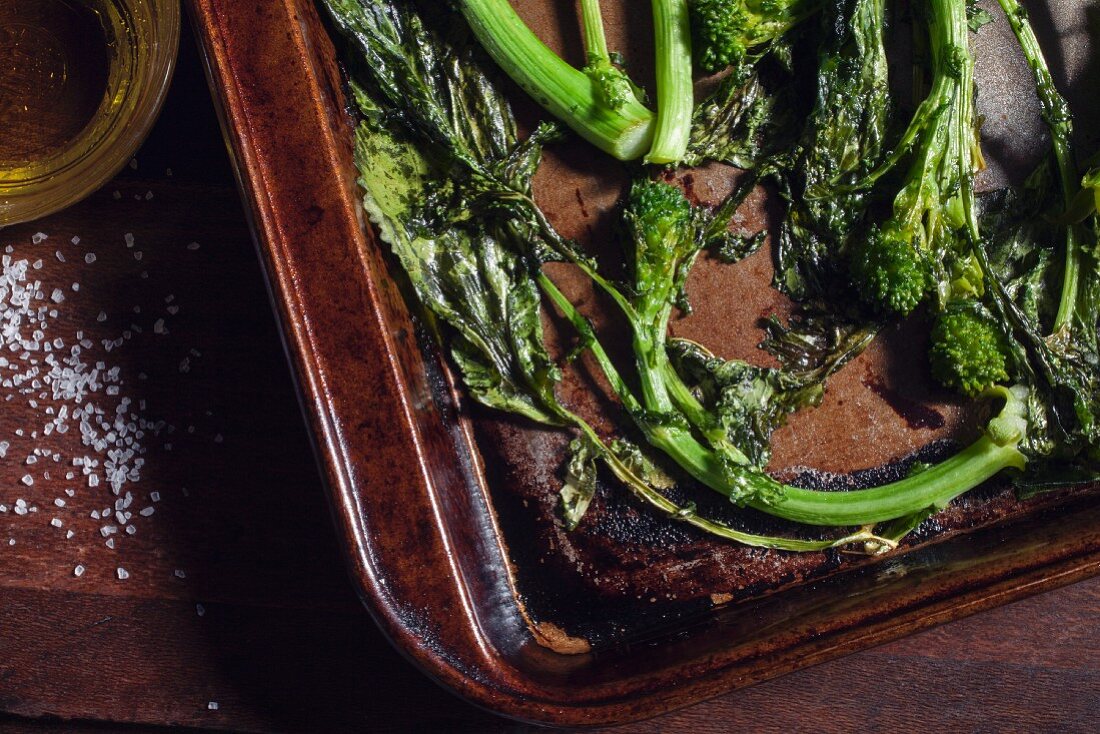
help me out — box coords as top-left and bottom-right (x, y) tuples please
(0, 11), (1097, 734)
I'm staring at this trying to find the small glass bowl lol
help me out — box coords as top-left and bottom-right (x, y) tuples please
(0, 0), (180, 225)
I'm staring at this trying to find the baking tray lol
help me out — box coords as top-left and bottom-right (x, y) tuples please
(187, 0), (1100, 726)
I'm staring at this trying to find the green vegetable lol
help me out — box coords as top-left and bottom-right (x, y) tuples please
(322, 0), (1100, 554)
(975, 0), (1100, 461)
(849, 222), (930, 315)
(454, 0), (694, 163)
(776, 0), (891, 303)
(843, 0), (982, 316)
(689, 0), (821, 73)
(929, 302), (1011, 397)
(532, 179), (1029, 528)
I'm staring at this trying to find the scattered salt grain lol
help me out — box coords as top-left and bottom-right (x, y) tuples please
(73, 565), (85, 577)
(84, 253), (96, 264)
(20, 474), (33, 486)
(124, 233), (135, 248)
(207, 702), (219, 711)
(174, 569), (186, 579)
(50, 518), (62, 528)
(186, 242), (200, 251)
(116, 567), (129, 580)
(196, 603), (205, 616)
(31, 232), (47, 245)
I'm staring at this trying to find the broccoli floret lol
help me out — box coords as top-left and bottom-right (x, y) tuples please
(689, 0), (819, 73)
(849, 222), (930, 315)
(929, 303), (1011, 397)
(627, 179), (693, 248)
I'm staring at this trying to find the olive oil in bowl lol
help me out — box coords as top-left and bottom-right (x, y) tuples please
(0, 0), (179, 225)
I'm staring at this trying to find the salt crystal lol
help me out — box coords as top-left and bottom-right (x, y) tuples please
(153, 319), (166, 335)
(196, 603), (205, 616)
(74, 565), (85, 577)
(187, 242), (200, 251)
(31, 232), (47, 244)
(174, 569), (186, 579)
(20, 474), (33, 486)
(84, 253), (96, 264)
(139, 506), (155, 517)
(207, 702), (219, 711)
(116, 567), (129, 580)
(50, 518), (62, 528)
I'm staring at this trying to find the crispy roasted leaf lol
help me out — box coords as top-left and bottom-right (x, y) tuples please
(331, 0), (566, 426)
(668, 340), (823, 466)
(560, 438), (599, 530)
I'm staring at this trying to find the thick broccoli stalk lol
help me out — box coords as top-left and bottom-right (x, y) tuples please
(930, 303), (1011, 397)
(457, 0), (693, 163)
(689, 0), (821, 73)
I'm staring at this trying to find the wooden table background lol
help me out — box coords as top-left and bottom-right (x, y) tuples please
(0, 16), (1097, 734)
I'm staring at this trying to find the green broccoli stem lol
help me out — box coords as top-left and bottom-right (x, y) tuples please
(537, 272), (1029, 527)
(579, 0), (611, 62)
(456, 0), (655, 160)
(995, 0), (1082, 335)
(565, 409), (888, 551)
(647, 0), (693, 164)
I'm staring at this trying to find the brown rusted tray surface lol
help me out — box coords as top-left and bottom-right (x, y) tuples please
(187, 0), (1100, 726)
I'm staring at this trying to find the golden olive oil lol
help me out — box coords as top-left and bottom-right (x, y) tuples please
(0, 0), (138, 174)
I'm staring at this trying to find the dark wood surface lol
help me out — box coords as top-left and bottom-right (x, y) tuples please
(0, 14), (1098, 734)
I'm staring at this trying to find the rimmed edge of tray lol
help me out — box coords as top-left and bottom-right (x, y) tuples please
(186, 0), (1100, 726)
